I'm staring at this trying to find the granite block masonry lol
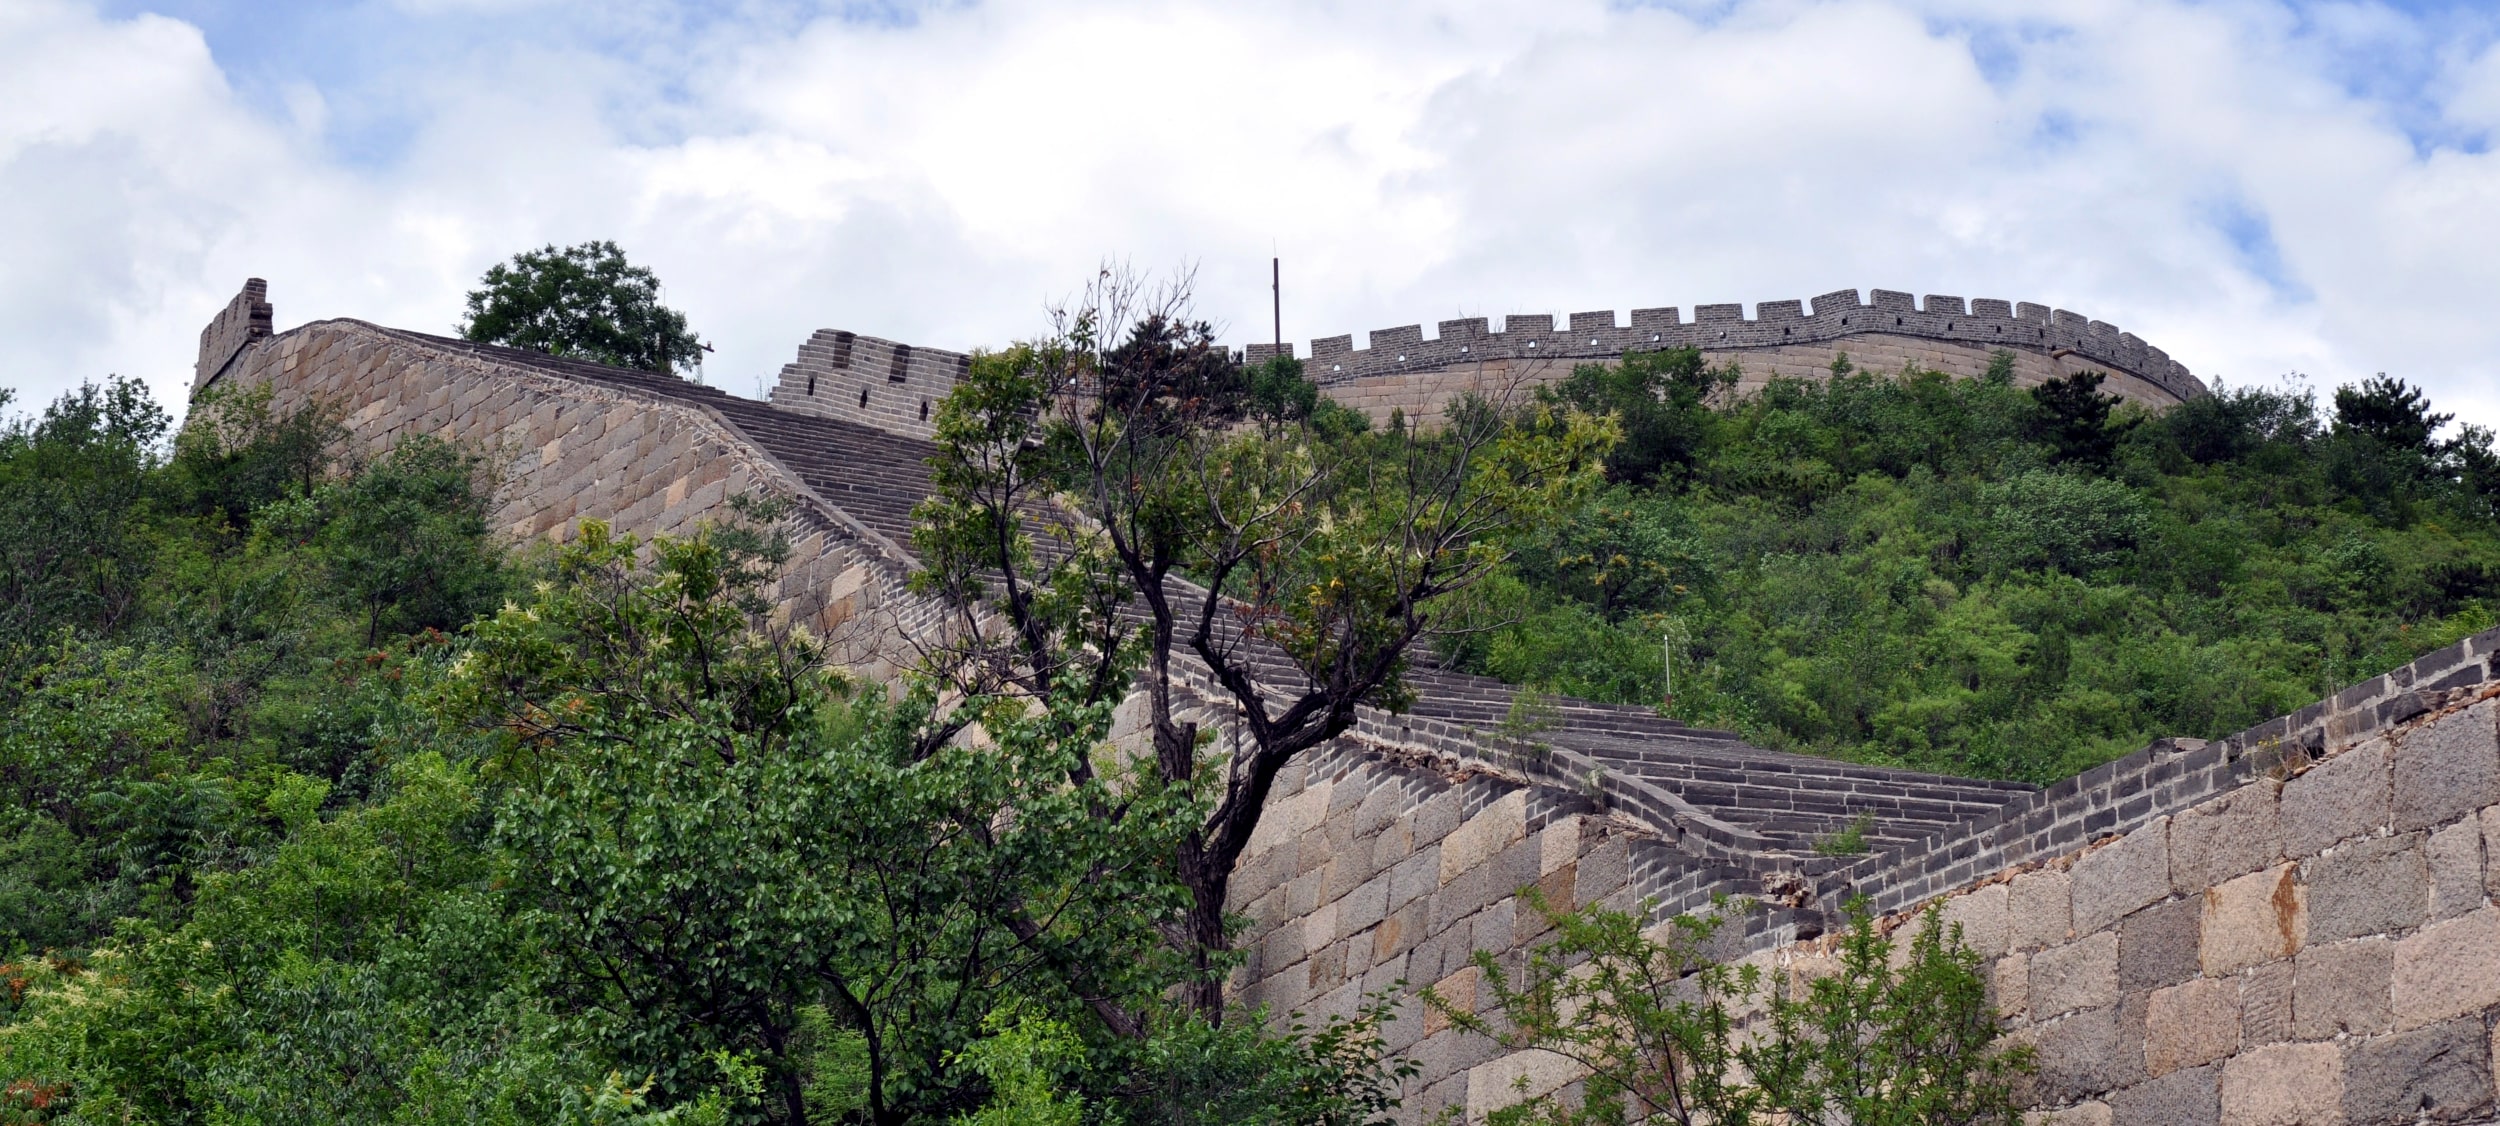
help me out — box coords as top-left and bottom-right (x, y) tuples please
(192, 279), (2498, 1124)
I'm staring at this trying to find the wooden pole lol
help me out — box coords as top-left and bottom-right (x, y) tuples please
(1272, 257), (1282, 356)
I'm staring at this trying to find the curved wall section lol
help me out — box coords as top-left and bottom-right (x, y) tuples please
(1245, 288), (2206, 429)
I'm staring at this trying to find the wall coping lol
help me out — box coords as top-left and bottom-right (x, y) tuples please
(1243, 288), (2207, 405)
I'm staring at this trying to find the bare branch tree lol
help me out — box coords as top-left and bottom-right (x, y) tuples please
(912, 264), (1614, 1019)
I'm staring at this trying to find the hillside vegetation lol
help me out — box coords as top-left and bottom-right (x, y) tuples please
(1445, 349), (2500, 783)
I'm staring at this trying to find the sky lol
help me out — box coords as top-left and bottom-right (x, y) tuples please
(8, 0), (2500, 433)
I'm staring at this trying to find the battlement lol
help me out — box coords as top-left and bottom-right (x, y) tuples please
(1257, 287), (2207, 406)
(194, 278), (274, 395)
(767, 327), (972, 441)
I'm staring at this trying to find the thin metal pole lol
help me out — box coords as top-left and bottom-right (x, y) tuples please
(1272, 257), (1282, 355)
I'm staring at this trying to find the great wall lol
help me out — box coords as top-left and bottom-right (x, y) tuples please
(194, 279), (2500, 1124)
(760, 287), (2207, 441)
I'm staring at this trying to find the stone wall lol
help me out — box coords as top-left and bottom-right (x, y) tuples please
(1301, 333), (2180, 432)
(1236, 625), (2500, 1125)
(193, 309), (938, 680)
(1924, 685), (2500, 1125)
(766, 327), (971, 441)
(190, 280), (2488, 1125)
(765, 287), (2203, 441)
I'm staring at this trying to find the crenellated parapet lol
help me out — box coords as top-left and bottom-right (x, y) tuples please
(1248, 287), (2207, 410)
(193, 277), (274, 395)
(767, 328), (972, 441)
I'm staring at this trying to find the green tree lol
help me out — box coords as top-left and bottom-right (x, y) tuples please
(460, 241), (705, 376)
(0, 378), (166, 655)
(1428, 892), (2027, 1126)
(261, 435), (505, 644)
(913, 269), (1613, 1016)
(1539, 347), (1732, 488)
(2026, 371), (2132, 471)
(444, 515), (1202, 1124)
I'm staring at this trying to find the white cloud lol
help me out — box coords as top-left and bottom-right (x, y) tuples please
(8, 0), (2500, 433)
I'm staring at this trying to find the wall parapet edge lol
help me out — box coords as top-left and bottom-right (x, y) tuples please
(194, 278), (273, 395)
(1249, 288), (2207, 405)
(1820, 625), (2500, 925)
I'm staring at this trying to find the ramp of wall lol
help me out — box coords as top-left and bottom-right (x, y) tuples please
(194, 312), (939, 678)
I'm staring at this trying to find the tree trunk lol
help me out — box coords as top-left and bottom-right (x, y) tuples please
(1177, 836), (1233, 1021)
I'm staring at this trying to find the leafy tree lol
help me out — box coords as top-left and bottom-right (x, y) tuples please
(1539, 346), (1732, 487)
(262, 435), (504, 644)
(0, 377), (166, 655)
(444, 515), (1203, 1124)
(1427, 892), (2028, 1126)
(166, 382), (345, 531)
(912, 268), (1612, 1017)
(1452, 357), (2500, 782)
(2333, 374), (2450, 454)
(460, 241), (705, 376)
(2026, 371), (2133, 471)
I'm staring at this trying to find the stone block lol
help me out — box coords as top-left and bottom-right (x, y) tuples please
(2241, 957), (2296, 1046)
(2392, 904), (2500, 1031)
(2219, 1042), (2341, 1125)
(1412, 790), (1461, 846)
(1465, 1047), (1582, 1118)
(2033, 932), (2121, 1017)
(2393, 699), (2500, 833)
(2293, 937), (2393, 1040)
(1422, 965), (1477, 1034)
(2170, 781), (2283, 895)
(1386, 849), (1439, 914)
(1472, 899), (1517, 953)
(2201, 864), (2304, 976)
(1994, 951), (2030, 1021)
(1940, 882), (2012, 958)
(1537, 816), (1581, 876)
(2119, 896), (2202, 995)
(2011, 868), (2076, 951)
(1373, 901), (1422, 960)
(1574, 836), (1628, 907)
(2340, 1016), (2493, 1124)
(1339, 873), (1391, 936)
(2075, 820), (2171, 935)
(2281, 739), (2390, 858)
(2032, 1103), (2114, 1126)
(2021, 1006), (2142, 1106)
(1303, 901), (1339, 955)
(2110, 1062), (2219, 1126)
(1430, 862), (1497, 933)
(1440, 790), (1527, 883)
(2484, 805), (2500, 901)
(2427, 817), (2486, 921)
(2303, 832), (2426, 943)
(2145, 978), (2240, 1078)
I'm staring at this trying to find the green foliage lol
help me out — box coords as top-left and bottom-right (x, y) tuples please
(2026, 371), (2134, 470)
(912, 276), (1611, 1016)
(0, 374), (1414, 1124)
(1427, 892), (2027, 1126)
(1537, 347), (1733, 488)
(0, 378), (165, 654)
(460, 241), (705, 376)
(1811, 814), (1873, 857)
(1112, 998), (1417, 1126)
(449, 517), (1203, 1122)
(1454, 360), (2500, 782)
